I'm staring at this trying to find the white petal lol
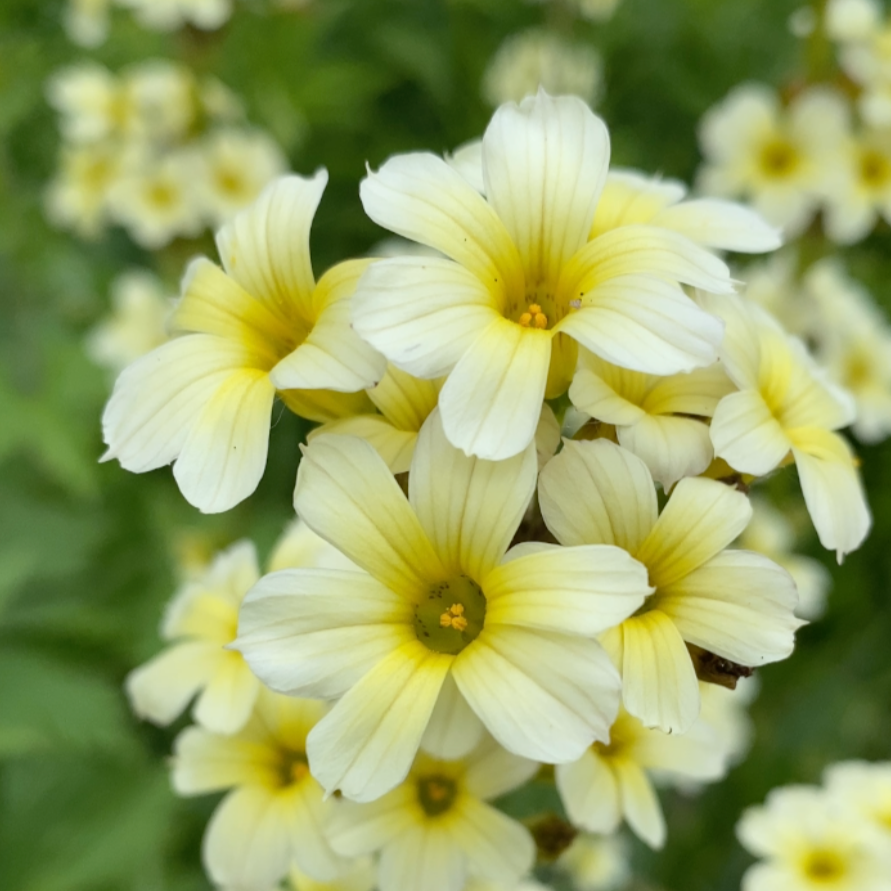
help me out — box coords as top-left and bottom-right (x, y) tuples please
(462, 734), (540, 801)
(438, 319), (552, 460)
(656, 550), (801, 665)
(614, 759), (666, 849)
(651, 199), (782, 253)
(617, 415), (715, 489)
(193, 651), (261, 734)
(327, 787), (417, 857)
(378, 824), (466, 891)
(294, 434), (445, 597)
(409, 410), (537, 580)
(306, 642), (451, 802)
(173, 369), (276, 513)
(125, 641), (220, 726)
(421, 673), (485, 760)
(790, 429), (871, 560)
(451, 797), (536, 883)
(203, 786), (291, 891)
(710, 389), (791, 475)
(101, 335), (250, 473)
(352, 257), (501, 379)
(453, 627), (620, 763)
(482, 90), (610, 286)
(557, 276), (723, 375)
(172, 724), (274, 795)
(568, 365), (647, 427)
(484, 544), (651, 636)
(621, 610), (701, 734)
(555, 752), (621, 834)
(538, 439), (658, 554)
(309, 415), (419, 475)
(359, 152), (523, 296)
(236, 567), (412, 700)
(216, 171), (327, 318)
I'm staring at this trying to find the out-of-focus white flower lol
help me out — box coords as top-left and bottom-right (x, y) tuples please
(697, 83), (850, 237)
(199, 76), (245, 123)
(196, 128), (289, 227)
(825, 761), (891, 838)
(557, 834), (630, 891)
(697, 677), (758, 768)
(800, 259), (891, 444)
(288, 860), (377, 891)
(124, 59), (196, 145)
(45, 142), (123, 239)
(572, 0), (623, 20)
(822, 129), (891, 244)
(739, 499), (832, 620)
(108, 149), (204, 249)
(482, 30), (602, 107)
(737, 784), (891, 891)
(62, 0), (111, 48)
(327, 736), (538, 891)
(739, 252), (806, 336)
(86, 269), (172, 373)
(826, 0), (882, 41)
(47, 62), (132, 144)
(788, 6), (818, 38)
(117, 0), (233, 32)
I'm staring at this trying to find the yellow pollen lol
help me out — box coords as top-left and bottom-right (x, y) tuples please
(528, 303), (542, 315)
(439, 603), (468, 630)
(291, 761), (310, 784)
(519, 312), (532, 326)
(519, 303), (549, 329)
(533, 313), (548, 328)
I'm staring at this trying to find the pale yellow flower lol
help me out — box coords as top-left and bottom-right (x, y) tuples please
(63, 0), (111, 47)
(289, 859), (376, 891)
(197, 128), (288, 227)
(85, 269), (172, 374)
(354, 90), (733, 461)
(482, 29), (602, 107)
(539, 439), (801, 733)
(327, 737), (537, 891)
(172, 689), (347, 889)
(102, 173), (384, 513)
(698, 84), (850, 237)
(826, 0), (881, 42)
(825, 761), (891, 838)
(557, 834), (629, 891)
(737, 785), (891, 891)
(569, 350), (734, 488)
(118, 0), (233, 31)
(236, 412), (652, 802)
(702, 293), (871, 559)
(557, 705), (731, 848)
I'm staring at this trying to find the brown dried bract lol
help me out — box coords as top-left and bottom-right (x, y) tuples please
(687, 643), (754, 690)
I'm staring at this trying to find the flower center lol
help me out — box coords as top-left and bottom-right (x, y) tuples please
(413, 575), (486, 655)
(519, 302), (549, 329)
(801, 849), (847, 882)
(859, 148), (891, 189)
(509, 283), (559, 330)
(277, 750), (310, 788)
(758, 138), (799, 179)
(417, 773), (458, 817)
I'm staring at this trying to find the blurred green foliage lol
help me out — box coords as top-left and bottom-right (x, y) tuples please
(1, 0), (891, 889)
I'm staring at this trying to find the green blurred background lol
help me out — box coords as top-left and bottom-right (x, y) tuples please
(2, 0), (890, 888)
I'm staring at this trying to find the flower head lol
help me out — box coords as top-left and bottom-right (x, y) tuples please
(236, 412), (652, 801)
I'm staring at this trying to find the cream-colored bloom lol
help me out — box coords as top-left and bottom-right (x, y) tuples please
(569, 350), (734, 488)
(101, 173), (384, 513)
(86, 270), (172, 373)
(197, 128), (288, 227)
(702, 293), (871, 559)
(825, 761), (891, 838)
(591, 169), (782, 254)
(739, 252), (807, 336)
(698, 84), (850, 237)
(539, 439), (801, 733)
(237, 413), (652, 802)
(737, 785), (891, 891)
(327, 737), (537, 891)
(47, 63), (123, 143)
(826, 0), (881, 41)
(172, 689), (347, 888)
(482, 30), (602, 107)
(126, 540), (262, 734)
(63, 0), (111, 46)
(573, 0), (623, 20)
(556, 705), (733, 848)
(117, 0), (233, 31)
(107, 149), (204, 249)
(45, 142), (122, 239)
(557, 834), (629, 891)
(822, 129), (891, 244)
(354, 90), (733, 461)
(696, 677), (757, 769)
(739, 499), (831, 620)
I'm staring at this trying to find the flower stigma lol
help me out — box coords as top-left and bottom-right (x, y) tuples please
(414, 575), (486, 655)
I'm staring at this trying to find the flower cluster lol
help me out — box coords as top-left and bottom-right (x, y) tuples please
(109, 90), (872, 890)
(46, 59), (286, 246)
(697, 0), (891, 246)
(737, 759), (891, 891)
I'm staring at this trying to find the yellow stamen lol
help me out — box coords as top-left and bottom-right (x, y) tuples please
(528, 303), (542, 315)
(291, 761), (310, 784)
(533, 313), (548, 328)
(519, 312), (532, 327)
(439, 603), (469, 630)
